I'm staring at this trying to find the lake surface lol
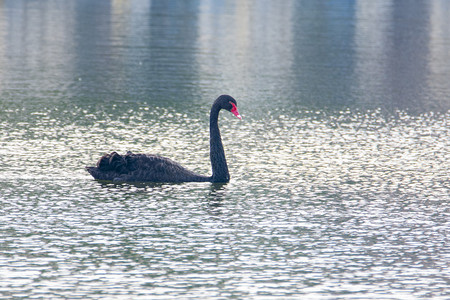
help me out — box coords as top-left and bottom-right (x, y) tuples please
(1, 0), (449, 299)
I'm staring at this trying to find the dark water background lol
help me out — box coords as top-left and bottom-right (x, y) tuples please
(0, 1), (449, 299)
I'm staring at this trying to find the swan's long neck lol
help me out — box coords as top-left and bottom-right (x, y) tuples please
(209, 104), (230, 183)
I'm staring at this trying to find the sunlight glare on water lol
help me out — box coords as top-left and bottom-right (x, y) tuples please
(1, 103), (449, 298)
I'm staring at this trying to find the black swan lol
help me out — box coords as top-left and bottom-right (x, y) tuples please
(86, 95), (241, 183)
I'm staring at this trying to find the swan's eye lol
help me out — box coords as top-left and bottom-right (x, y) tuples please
(229, 101), (242, 119)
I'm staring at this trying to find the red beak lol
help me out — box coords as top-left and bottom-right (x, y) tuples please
(230, 102), (242, 119)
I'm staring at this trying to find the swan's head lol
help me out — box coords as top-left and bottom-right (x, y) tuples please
(217, 95), (242, 119)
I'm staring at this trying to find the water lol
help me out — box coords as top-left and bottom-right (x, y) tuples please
(1, 0), (449, 299)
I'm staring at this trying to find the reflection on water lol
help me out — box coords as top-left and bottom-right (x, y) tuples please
(0, 0), (449, 299)
(0, 0), (449, 112)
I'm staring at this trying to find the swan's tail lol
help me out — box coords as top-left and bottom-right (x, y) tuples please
(86, 151), (132, 180)
(85, 166), (100, 179)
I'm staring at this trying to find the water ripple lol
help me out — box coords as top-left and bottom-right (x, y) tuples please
(1, 104), (449, 298)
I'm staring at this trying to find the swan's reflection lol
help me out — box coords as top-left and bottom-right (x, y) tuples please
(206, 183), (228, 215)
(93, 180), (167, 190)
(91, 180), (229, 216)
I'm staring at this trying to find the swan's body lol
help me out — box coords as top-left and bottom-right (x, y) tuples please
(86, 95), (241, 183)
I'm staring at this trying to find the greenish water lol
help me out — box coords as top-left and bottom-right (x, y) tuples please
(1, 1), (449, 299)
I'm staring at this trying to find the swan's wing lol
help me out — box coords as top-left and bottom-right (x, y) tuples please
(87, 152), (209, 182)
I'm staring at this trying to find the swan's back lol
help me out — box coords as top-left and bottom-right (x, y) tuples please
(86, 151), (210, 182)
